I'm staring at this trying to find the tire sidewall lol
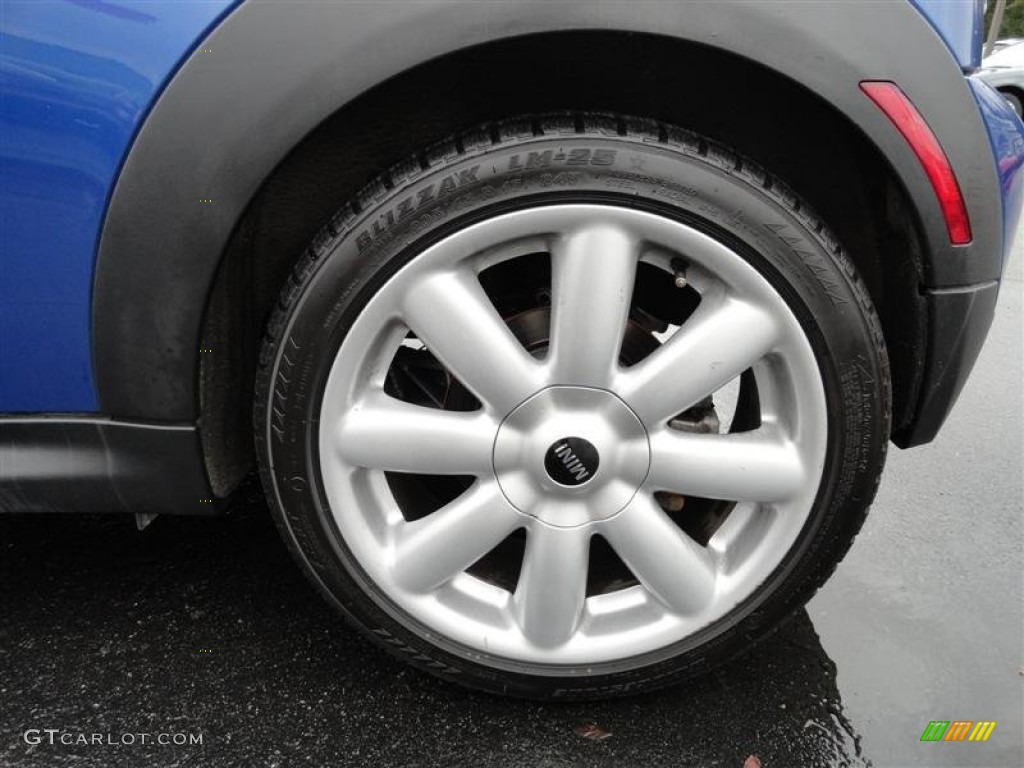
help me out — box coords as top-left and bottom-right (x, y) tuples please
(259, 130), (888, 698)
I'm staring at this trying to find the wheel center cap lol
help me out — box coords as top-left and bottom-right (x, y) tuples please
(544, 437), (599, 486)
(493, 386), (650, 527)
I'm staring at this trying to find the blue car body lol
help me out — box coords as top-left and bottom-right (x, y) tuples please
(1, 0), (1022, 514)
(1, 0), (237, 411)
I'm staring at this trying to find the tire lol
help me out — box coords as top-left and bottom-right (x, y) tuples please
(255, 113), (890, 700)
(999, 88), (1023, 118)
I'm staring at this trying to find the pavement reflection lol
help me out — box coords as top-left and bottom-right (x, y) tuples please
(1, 507), (868, 768)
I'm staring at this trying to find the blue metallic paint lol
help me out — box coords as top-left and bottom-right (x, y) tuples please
(0, 0), (1018, 417)
(911, 0), (984, 71)
(969, 77), (1024, 271)
(0, 0), (237, 412)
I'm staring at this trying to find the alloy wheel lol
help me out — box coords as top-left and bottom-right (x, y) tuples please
(317, 203), (828, 667)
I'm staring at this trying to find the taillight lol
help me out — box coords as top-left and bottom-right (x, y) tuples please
(860, 81), (972, 245)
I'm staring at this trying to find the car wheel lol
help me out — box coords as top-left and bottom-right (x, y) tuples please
(1000, 88), (1023, 117)
(255, 114), (890, 699)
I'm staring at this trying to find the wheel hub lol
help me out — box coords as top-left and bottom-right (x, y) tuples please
(543, 436), (599, 486)
(493, 386), (650, 527)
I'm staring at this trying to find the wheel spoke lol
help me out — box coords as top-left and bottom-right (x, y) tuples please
(616, 293), (779, 426)
(401, 269), (544, 413)
(317, 203), (831, 665)
(548, 223), (637, 387)
(335, 391), (496, 474)
(600, 494), (716, 615)
(391, 482), (522, 592)
(647, 425), (805, 503)
(513, 523), (590, 648)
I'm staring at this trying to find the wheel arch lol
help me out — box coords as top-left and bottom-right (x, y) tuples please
(92, 0), (995, 493)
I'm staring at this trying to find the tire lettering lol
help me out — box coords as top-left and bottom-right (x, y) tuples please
(526, 150), (553, 168)
(566, 149), (591, 166)
(417, 184), (435, 207)
(355, 146), (617, 251)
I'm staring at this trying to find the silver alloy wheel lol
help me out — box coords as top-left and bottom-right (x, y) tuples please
(318, 204), (828, 667)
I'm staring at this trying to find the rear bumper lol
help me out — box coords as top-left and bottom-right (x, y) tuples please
(895, 281), (998, 447)
(895, 77), (1024, 447)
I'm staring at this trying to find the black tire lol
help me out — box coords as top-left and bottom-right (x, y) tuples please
(255, 113), (890, 700)
(1000, 88), (1023, 118)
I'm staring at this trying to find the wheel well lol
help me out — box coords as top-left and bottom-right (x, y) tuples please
(199, 30), (926, 496)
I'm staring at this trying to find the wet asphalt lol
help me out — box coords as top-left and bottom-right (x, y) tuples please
(1, 255), (1021, 768)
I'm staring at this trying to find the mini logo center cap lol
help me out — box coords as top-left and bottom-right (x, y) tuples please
(493, 387), (649, 525)
(544, 437), (599, 486)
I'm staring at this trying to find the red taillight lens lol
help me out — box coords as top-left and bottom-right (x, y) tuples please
(860, 81), (972, 245)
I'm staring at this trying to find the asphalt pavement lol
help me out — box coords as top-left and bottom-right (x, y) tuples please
(1, 248), (1021, 768)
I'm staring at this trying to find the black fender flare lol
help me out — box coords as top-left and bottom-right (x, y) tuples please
(94, 0), (1001, 420)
